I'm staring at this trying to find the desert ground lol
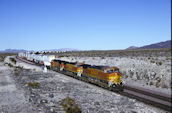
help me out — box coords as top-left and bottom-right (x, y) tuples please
(0, 54), (170, 113)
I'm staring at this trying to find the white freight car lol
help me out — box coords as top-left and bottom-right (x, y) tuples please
(43, 55), (55, 66)
(18, 52), (55, 67)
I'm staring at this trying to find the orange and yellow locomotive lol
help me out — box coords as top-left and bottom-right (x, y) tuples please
(51, 59), (124, 91)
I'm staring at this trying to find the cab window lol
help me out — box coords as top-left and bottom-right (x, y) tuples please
(75, 64), (80, 67)
(114, 69), (119, 73)
(104, 69), (114, 74)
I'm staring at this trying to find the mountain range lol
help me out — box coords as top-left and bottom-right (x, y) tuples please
(126, 40), (171, 50)
(0, 49), (28, 53)
(0, 40), (171, 53)
(0, 48), (79, 53)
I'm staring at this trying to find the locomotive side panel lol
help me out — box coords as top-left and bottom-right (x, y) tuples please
(65, 64), (77, 73)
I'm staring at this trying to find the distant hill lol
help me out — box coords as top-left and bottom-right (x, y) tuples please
(0, 49), (28, 53)
(41, 48), (79, 52)
(0, 48), (79, 53)
(126, 40), (171, 50)
(126, 46), (138, 50)
(48, 48), (79, 52)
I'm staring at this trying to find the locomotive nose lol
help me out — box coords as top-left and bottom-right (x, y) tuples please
(109, 73), (121, 84)
(114, 75), (121, 83)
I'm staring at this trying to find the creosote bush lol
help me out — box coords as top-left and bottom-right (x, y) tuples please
(150, 60), (155, 63)
(156, 62), (162, 66)
(14, 68), (21, 75)
(10, 58), (16, 64)
(0, 56), (5, 62)
(27, 82), (39, 88)
(101, 57), (105, 59)
(58, 55), (65, 58)
(60, 97), (81, 113)
(8, 63), (13, 67)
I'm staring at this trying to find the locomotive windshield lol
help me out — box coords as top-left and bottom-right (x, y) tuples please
(104, 68), (120, 74)
(75, 64), (80, 67)
(114, 69), (120, 73)
(104, 69), (113, 74)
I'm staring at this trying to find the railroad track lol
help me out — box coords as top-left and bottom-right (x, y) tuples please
(15, 57), (172, 112)
(121, 85), (171, 111)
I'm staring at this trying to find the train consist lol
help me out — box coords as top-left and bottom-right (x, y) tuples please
(18, 52), (124, 91)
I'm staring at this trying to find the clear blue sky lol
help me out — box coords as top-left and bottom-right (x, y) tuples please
(0, 0), (171, 51)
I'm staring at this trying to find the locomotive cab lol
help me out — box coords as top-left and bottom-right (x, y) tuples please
(104, 67), (123, 91)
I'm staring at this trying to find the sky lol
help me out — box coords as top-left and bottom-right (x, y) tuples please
(0, 0), (171, 51)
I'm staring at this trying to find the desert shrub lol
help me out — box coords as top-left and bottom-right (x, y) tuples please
(14, 68), (21, 75)
(149, 81), (154, 86)
(101, 57), (105, 59)
(150, 60), (155, 63)
(165, 57), (171, 60)
(60, 97), (81, 113)
(0, 56), (5, 62)
(161, 83), (168, 88)
(10, 58), (16, 64)
(25, 69), (31, 72)
(8, 63), (13, 67)
(156, 62), (162, 66)
(15, 66), (23, 69)
(58, 55), (64, 58)
(27, 82), (39, 88)
(155, 81), (160, 87)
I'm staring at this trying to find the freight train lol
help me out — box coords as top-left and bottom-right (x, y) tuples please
(18, 52), (124, 91)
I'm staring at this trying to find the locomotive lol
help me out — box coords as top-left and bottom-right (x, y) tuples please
(51, 59), (124, 91)
(18, 52), (124, 91)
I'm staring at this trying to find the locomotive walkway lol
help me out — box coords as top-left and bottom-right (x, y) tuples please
(15, 56), (172, 112)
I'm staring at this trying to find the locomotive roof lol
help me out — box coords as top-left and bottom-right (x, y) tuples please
(80, 64), (92, 68)
(90, 65), (110, 69)
(53, 59), (69, 64)
(67, 62), (76, 65)
(52, 60), (119, 69)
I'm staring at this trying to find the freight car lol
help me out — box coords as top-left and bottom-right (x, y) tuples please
(50, 59), (124, 91)
(18, 52), (55, 67)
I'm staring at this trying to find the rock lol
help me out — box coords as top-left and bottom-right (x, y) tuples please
(128, 70), (134, 78)
(29, 98), (32, 102)
(49, 93), (54, 98)
(155, 77), (161, 82)
(94, 102), (100, 105)
(47, 102), (55, 107)
(150, 71), (156, 79)
(40, 99), (48, 104)
(49, 108), (55, 113)
(31, 94), (35, 98)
